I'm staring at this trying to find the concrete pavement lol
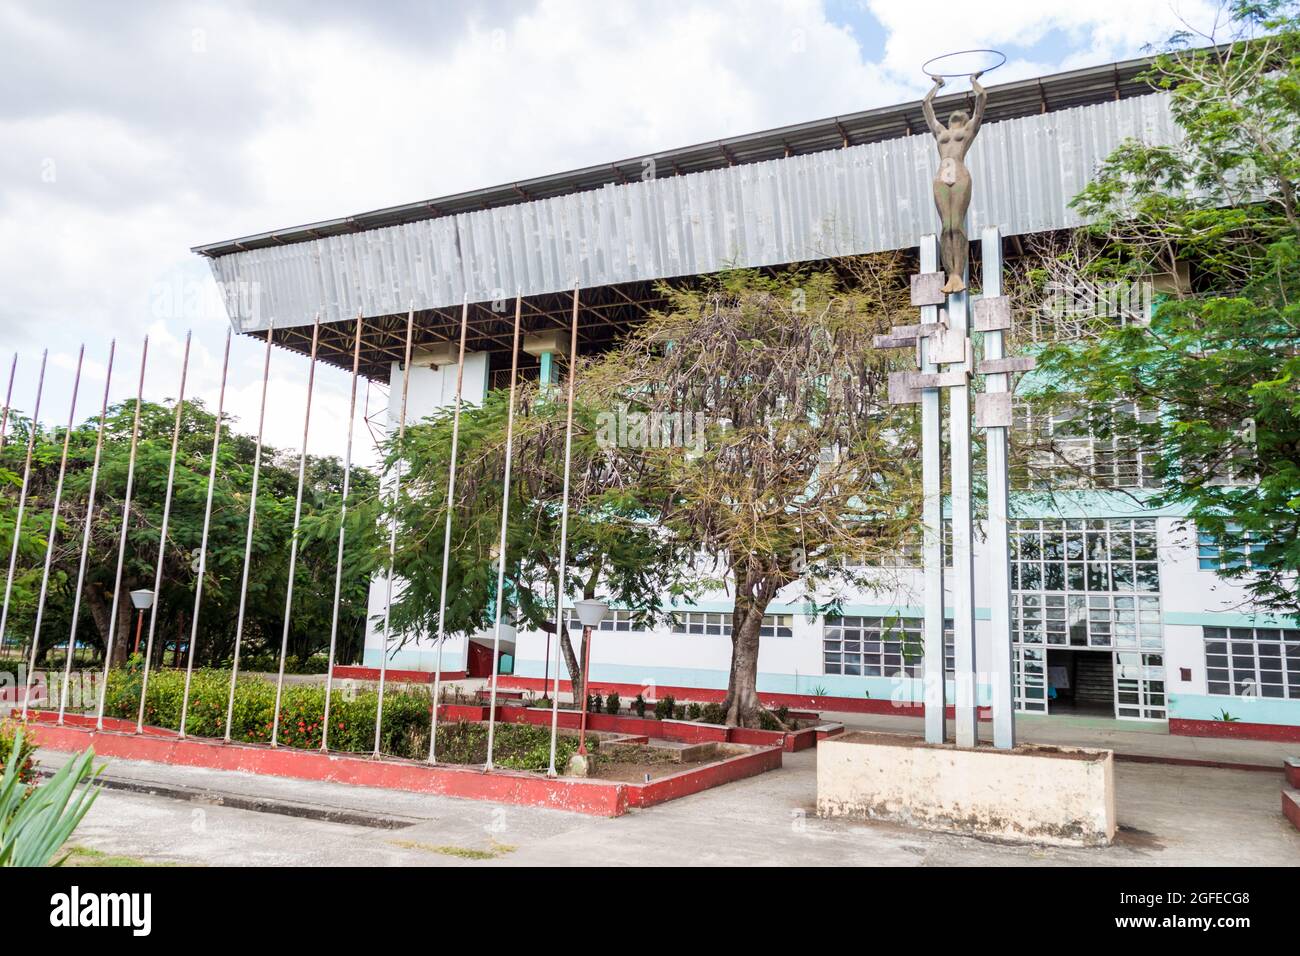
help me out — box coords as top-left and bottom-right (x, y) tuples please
(43, 743), (1300, 867)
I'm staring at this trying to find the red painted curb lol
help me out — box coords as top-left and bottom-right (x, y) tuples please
(331, 666), (467, 684)
(25, 721), (629, 817)
(22, 709), (785, 817)
(1286, 760), (1300, 789)
(626, 745), (784, 808)
(1170, 717), (1300, 744)
(1283, 791), (1300, 832)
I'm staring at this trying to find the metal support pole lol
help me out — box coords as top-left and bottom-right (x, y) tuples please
(96, 339), (148, 729)
(577, 625), (593, 755)
(982, 226), (1016, 749)
(948, 266), (978, 748)
(136, 333), (191, 733)
(484, 294), (523, 770)
(0, 351), (46, 683)
(272, 314), (321, 747)
(58, 341), (116, 723)
(0, 352), (17, 451)
(375, 304), (417, 757)
(919, 236), (947, 745)
(224, 322), (275, 742)
(179, 327), (232, 737)
(322, 315), (363, 752)
(427, 297), (468, 762)
(546, 286), (581, 776)
(23, 346), (84, 719)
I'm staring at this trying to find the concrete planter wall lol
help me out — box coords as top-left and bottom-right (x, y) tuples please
(817, 731), (1116, 847)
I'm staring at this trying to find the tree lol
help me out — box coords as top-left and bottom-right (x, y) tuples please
(386, 382), (699, 702)
(585, 258), (923, 726)
(0, 398), (379, 672)
(1031, 2), (1300, 616)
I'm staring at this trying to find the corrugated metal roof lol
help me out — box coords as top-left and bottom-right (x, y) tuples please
(194, 55), (1160, 260)
(208, 90), (1179, 334)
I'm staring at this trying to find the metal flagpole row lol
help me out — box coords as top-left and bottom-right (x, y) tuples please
(982, 225), (1016, 750)
(949, 267), (978, 749)
(58, 341), (116, 723)
(0, 350), (47, 684)
(22, 345), (84, 719)
(136, 332), (192, 733)
(484, 293), (523, 770)
(546, 286), (581, 777)
(918, 235), (948, 746)
(375, 304), (417, 757)
(321, 314), (363, 752)
(179, 327), (233, 738)
(0, 352), (16, 450)
(224, 321), (275, 742)
(428, 297), (469, 762)
(271, 314), (321, 747)
(96, 339), (148, 729)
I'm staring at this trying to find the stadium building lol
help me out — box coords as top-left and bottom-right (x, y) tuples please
(195, 53), (1300, 743)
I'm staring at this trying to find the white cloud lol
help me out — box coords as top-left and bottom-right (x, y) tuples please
(0, 0), (1232, 467)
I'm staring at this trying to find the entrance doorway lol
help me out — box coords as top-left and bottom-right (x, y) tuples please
(1045, 648), (1114, 717)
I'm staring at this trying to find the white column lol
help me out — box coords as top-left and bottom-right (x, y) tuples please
(982, 226), (1016, 749)
(919, 235), (947, 745)
(948, 274), (978, 748)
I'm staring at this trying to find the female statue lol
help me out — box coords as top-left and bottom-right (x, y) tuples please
(923, 72), (987, 294)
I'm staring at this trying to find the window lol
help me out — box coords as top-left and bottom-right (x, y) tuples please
(1014, 402), (1158, 490)
(827, 521), (952, 569)
(760, 615), (795, 638)
(564, 609), (642, 633)
(1012, 518), (1159, 594)
(670, 612), (792, 637)
(1013, 593), (1162, 650)
(822, 616), (954, 677)
(1197, 525), (1277, 571)
(1115, 652), (1167, 719)
(1203, 626), (1300, 699)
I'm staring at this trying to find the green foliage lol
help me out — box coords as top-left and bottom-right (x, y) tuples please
(100, 668), (579, 770)
(632, 693), (647, 718)
(604, 692), (620, 715)
(699, 702), (726, 725)
(386, 386), (696, 652)
(0, 399), (379, 669)
(0, 730), (100, 867)
(1034, 3), (1300, 615)
(653, 694), (675, 720)
(686, 702), (702, 720)
(0, 720), (37, 786)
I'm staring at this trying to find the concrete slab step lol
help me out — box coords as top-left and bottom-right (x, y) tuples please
(1283, 789), (1300, 832)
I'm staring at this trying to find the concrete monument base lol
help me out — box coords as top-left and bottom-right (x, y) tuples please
(817, 731), (1115, 847)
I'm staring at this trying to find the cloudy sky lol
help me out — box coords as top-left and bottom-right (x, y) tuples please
(0, 0), (1227, 466)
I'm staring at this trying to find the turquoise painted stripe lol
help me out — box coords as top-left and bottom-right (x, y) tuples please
(362, 647), (468, 671)
(1169, 692), (1300, 726)
(583, 600), (993, 620)
(1165, 610), (1299, 629)
(1006, 489), (1192, 519)
(511, 658), (993, 705)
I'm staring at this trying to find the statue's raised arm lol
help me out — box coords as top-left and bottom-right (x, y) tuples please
(922, 75), (945, 138)
(968, 71), (988, 138)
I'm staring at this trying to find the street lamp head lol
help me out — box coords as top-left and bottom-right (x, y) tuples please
(573, 599), (609, 628)
(129, 588), (155, 610)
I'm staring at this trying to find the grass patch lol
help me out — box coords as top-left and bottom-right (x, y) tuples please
(61, 846), (179, 867)
(387, 839), (516, 860)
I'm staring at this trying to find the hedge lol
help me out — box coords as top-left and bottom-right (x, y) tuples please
(99, 668), (579, 771)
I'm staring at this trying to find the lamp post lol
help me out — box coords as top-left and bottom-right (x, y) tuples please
(130, 589), (154, 659)
(573, 599), (608, 756)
